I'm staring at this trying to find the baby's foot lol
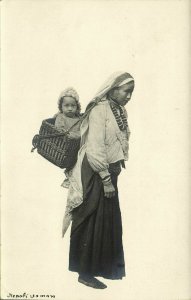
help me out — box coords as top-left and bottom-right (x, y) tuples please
(61, 178), (70, 189)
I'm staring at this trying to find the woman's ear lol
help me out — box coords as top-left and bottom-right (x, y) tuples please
(109, 88), (119, 100)
(114, 88), (119, 99)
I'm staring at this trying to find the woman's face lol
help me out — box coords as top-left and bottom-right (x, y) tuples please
(62, 96), (77, 117)
(111, 82), (134, 106)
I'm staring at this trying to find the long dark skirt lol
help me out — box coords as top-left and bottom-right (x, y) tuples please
(69, 154), (125, 280)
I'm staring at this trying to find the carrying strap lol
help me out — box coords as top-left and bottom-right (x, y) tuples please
(65, 96), (101, 133)
(31, 97), (101, 152)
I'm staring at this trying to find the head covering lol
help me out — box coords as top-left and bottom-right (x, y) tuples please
(96, 71), (134, 97)
(58, 87), (79, 104)
(85, 72), (134, 111)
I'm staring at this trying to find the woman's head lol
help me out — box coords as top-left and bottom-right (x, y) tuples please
(85, 72), (134, 112)
(107, 80), (134, 106)
(58, 87), (81, 117)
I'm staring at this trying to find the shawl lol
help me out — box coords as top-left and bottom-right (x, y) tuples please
(62, 72), (134, 236)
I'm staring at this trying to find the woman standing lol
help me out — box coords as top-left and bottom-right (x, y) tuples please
(62, 72), (135, 289)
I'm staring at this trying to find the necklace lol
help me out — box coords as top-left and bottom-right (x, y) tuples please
(109, 100), (128, 131)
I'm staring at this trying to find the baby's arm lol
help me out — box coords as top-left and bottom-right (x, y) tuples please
(55, 114), (67, 133)
(68, 119), (81, 139)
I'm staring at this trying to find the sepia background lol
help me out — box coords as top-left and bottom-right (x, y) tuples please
(1, 0), (190, 299)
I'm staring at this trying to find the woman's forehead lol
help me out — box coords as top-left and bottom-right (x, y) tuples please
(119, 81), (134, 91)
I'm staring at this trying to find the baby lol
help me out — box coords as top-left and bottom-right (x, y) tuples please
(55, 87), (82, 188)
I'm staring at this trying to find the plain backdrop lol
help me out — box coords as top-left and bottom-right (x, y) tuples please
(1, 1), (191, 300)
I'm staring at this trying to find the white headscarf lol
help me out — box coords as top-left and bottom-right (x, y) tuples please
(94, 71), (134, 99)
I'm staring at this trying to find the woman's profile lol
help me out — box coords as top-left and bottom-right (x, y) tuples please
(62, 72), (135, 289)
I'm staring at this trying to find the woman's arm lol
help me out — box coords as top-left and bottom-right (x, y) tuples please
(86, 104), (108, 172)
(86, 104), (115, 198)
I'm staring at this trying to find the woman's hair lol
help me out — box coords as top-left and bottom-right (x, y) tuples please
(58, 87), (81, 116)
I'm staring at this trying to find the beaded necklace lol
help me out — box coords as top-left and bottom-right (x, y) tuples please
(109, 100), (128, 131)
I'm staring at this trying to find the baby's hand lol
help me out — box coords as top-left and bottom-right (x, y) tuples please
(68, 132), (81, 139)
(57, 127), (67, 134)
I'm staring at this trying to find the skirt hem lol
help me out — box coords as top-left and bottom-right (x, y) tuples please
(69, 267), (126, 280)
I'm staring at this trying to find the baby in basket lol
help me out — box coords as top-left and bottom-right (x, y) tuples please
(55, 87), (82, 188)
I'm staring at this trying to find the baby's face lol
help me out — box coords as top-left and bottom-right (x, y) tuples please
(62, 96), (77, 117)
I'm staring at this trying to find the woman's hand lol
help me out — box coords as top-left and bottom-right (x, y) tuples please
(103, 182), (115, 198)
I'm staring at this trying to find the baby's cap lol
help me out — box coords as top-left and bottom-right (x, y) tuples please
(58, 87), (79, 103)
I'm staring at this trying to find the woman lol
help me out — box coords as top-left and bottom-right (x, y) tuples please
(62, 72), (135, 289)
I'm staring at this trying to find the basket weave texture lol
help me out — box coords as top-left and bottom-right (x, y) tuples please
(32, 118), (81, 169)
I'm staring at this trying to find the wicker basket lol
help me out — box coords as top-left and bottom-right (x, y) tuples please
(31, 118), (81, 169)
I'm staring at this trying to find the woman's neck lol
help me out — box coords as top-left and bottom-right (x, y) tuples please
(108, 97), (120, 107)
